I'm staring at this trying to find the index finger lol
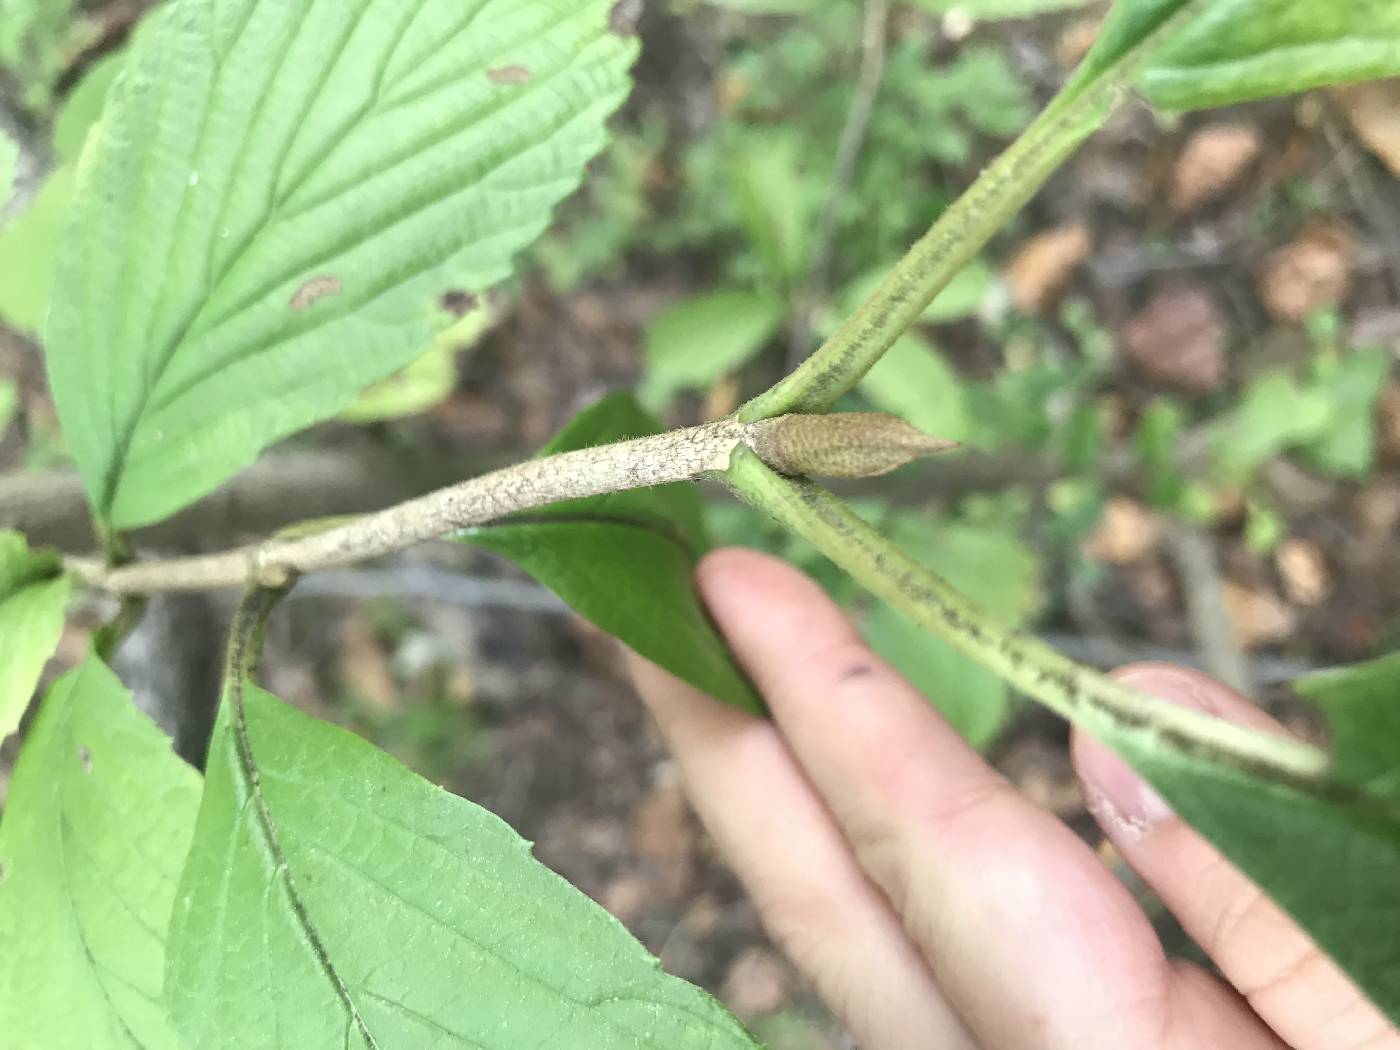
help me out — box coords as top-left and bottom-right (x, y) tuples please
(696, 548), (1280, 1050)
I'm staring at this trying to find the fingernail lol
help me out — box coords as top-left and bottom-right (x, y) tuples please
(1075, 671), (1223, 842)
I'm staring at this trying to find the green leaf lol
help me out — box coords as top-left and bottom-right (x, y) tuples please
(910, 0), (1094, 16)
(339, 303), (491, 424)
(729, 136), (810, 292)
(1300, 348), (1391, 478)
(53, 48), (128, 164)
(865, 515), (1040, 748)
(704, 0), (820, 11)
(1141, 0), (1400, 110)
(858, 332), (971, 441)
(0, 530), (70, 742)
(46, 0), (637, 530)
(1295, 652), (1400, 802)
(460, 393), (761, 713)
(642, 290), (784, 406)
(1134, 398), (1188, 509)
(1102, 724), (1400, 1024)
(167, 683), (760, 1048)
(0, 162), (75, 333)
(1212, 371), (1333, 482)
(838, 259), (996, 327)
(0, 653), (201, 1048)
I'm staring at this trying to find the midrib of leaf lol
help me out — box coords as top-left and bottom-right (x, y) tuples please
(139, 39), (605, 426)
(253, 762), (741, 1032)
(226, 671), (380, 1050)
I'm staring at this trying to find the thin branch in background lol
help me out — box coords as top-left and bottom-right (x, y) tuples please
(1164, 523), (1251, 696)
(1317, 103), (1400, 303)
(290, 565), (568, 616)
(786, 0), (889, 368)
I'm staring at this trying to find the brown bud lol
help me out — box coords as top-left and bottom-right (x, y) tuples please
(746, 413), (958, 478)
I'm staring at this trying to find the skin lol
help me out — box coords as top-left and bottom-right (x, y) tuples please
(627, 548), (1400, 1050)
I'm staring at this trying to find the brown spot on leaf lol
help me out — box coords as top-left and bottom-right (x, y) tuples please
(77, 745), (93, 773)
(439, 289), (478, 317)
(487, 65), (532, 86)
(290, 275), (342, 311)
(609, 0), (642, 35)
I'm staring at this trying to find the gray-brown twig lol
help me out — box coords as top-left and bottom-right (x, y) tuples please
(62, 412), (956, 595)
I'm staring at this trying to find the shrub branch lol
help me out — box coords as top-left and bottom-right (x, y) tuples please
(64, 413), (952, 594)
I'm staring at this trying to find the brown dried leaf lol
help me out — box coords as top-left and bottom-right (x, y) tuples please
(1085, 496), (1161, 565)
(1168, 124), (1261, 212)
(1332, 79), (1400, 176)
(1276, 538), (1330, 607)
(1257, 223), (1355, 323)
(1222, 580), (1296, 649)
(1004, 223), (1092, 314)
(1120, 285), (1227, 392)
(1055, 18), (1102, 69)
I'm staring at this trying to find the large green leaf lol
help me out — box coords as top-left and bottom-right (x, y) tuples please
(46, 0), (636, 530)
(0, 530), (71, 741)
(1295, 653), (1400, 804)
(1142, 0), (1400, 110)
(910, 0), (1093, 14)
(0, 653), (201, 1048)
(460, 392), (761, 713)
(166, 683), (760, 1048)
(0, 40), (122, 330)
(1104, 720), (1400, 1023)
(0, 163), (74, 333)
(642, 289), (784, 406)
(729, 136), (810, 292)
(339, 305), (491, 424)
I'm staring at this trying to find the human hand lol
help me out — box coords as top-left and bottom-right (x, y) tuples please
(627, 549), (1397, 1050)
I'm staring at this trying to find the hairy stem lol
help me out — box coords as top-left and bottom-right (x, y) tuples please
(222, 581), (378, 1045)
(63, 412), (955, 595)
(725, 445), (1329, 785)
(68, 418), (749, 593)
(741, 0), (1205, 422)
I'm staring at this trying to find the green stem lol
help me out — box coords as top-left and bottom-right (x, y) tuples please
(725, 446), (1328, 786)
(740, 0), (1205, 423)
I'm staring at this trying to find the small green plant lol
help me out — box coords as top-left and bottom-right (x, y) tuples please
(3, 0), (1400, 1045)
